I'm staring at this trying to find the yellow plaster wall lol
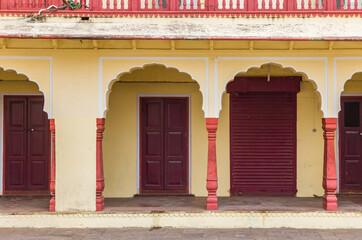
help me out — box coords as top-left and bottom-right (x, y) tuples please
(51, 53), (99, 211)
(103, 76), (207, 197)
(0, 45), (360, 210)
(296, 81), (324, 197)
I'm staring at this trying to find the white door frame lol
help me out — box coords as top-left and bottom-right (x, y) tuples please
(136, 94), (192, 194)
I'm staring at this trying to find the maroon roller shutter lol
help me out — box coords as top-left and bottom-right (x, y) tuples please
(228, 77), (299, 195)
(230, 92), (297, 195)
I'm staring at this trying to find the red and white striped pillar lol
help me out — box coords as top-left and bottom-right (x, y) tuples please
(322, 118), (338, 211)
(49, 119), (56, 212)
(206, 118), (218, 210)
(96, 118), (105, 211)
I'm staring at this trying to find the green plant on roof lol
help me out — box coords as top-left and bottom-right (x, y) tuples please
(67, 0), (82, 10)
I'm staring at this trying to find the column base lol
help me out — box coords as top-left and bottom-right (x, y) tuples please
(206, 196), (218, 210)
(49, 197), (55, 212)
(96, 196), (104, 211)
(323, 194), (338, 211)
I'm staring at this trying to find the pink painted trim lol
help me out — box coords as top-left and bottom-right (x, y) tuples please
(322, 118), (338, 211)
(206, 117), (218, 210)
(0, 0), (361, 18)
(96, 118), (105, 211)
(49, 119), (55, 212)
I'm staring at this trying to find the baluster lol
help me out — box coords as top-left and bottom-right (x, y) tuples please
(197, 0), (201, 9)
(222, 0), (226, 9)
(354, 0), (358, 9)
(106, 0), (110, 9)
(144, 0), (148, 9)
(228, 0), (232, 9)
(315, 0), (320, 9)
(261, 0), (265, 9)
(308, 0), (311, 9)
(28, 0), (32, 9)
(300, 0), (305, 9)
(269, 0), (272, 9)
(247, 0), (255, 10)
(151, 0), (155, 9)
(347, 0), (351, 9)
(120, 0), (124, 9)
(236, 0), (240, 9)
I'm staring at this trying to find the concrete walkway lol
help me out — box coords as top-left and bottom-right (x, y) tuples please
(0, 228), (361, 239)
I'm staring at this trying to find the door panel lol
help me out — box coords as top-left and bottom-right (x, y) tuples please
(5, 97), (27, 190)
(27, 97), (49, 190)
(164, 99), (187, 190)
(340, 98), (362, 192)
(141, 98), (188, 192)
(4, 96), (49, 192)
(142, 99), (164, 190)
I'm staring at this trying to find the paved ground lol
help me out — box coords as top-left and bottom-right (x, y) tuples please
(1, 195), (362, 214)
(0, 228), (361, 240)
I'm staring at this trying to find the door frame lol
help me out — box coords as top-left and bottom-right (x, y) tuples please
(339, 95), (362, 194)
(137, 94), (191, 194)
(0, 93), (46, 195)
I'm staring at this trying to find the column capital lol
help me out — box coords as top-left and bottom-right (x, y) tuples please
(322, 118), (337, 132)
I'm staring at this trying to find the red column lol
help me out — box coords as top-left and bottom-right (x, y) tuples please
(206, 118), (218, 210)
(96, 118), (105, 211)
(322, 118), (338, 211)
(49, 119), (56, 212)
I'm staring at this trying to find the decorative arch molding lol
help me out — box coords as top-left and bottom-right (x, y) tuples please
(99, 58), (209, 118)
(0, 56), (53, 117)
(214, 58), (328, 118)
(334, 57), (362, 115)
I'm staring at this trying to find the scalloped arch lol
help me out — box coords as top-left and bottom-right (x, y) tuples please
(218, 62), (324, 117)
(0, 66), (49, 115)
(341, 71), (362, 92)
(103, 63), (205, 118)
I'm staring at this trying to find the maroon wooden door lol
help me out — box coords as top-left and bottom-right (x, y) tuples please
(141, 98), (188, 193)
(4, 96), (50, 192)
(340, 97), (362, 192)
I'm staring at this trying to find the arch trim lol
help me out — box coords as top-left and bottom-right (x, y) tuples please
(334, 57), (362, 117)
(214, 57), (328, 117)
(0, 56), (53, 118)
(98, 57), (209, 118)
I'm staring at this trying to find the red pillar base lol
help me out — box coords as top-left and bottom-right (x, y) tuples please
(323, 194), (338, 211)
(96, 196), (104, 211)
(49, 197), (55, 212)
(206, 179), (218, 210)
